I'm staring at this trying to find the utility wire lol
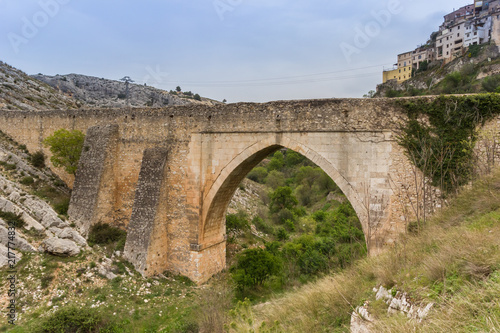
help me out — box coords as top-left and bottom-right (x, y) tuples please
(135, 63), (389, 88)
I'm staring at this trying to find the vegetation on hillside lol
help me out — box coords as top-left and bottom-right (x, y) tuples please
(398, 94), (500, 192)
(378, 44), (500, 98)
(43, 129), (85, 175)
(226, 150), (366, 300)
(228, 167), (500, 332)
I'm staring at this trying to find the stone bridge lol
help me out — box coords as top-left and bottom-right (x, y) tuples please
(0, 98), (420, 283)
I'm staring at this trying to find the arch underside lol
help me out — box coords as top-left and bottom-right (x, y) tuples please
(199, 134), (372, 248)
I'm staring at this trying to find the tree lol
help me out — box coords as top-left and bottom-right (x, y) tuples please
(43, 129), (85, 174)
(363, 90), (376, 98)
(269, 186), (298, 213)
(176, 86), (181, 92)
(267, 151), (284, 171)
(232, 248), (281, 289)
(194, 93), (201, 101)
(120, 76), (134, 105)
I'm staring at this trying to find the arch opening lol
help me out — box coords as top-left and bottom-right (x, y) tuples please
(200, 140), (369, 270)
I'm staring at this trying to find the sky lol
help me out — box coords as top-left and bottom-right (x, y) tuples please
(0, 0), (474, 103)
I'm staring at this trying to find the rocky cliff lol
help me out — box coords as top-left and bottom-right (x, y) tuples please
(32, 73), (220, 108)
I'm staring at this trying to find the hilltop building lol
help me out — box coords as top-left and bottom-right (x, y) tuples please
(382, 1), (500, 84)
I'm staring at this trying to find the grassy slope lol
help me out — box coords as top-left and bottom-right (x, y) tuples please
(230, 168), (500, 332)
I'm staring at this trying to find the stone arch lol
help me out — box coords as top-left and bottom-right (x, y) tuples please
(199, 134), (369, 248)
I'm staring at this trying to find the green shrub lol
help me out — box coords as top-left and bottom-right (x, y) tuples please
(0, 210), (25, 228)
(247, 167), (268, 183)
(20, 176), (34, 186)
(269, 187), (298, 214)
(276, 227), (289, 241)
(232, 248), (281, 290)
(265, 170), (286, 189)
(267, 151), (285, 171)
(43, 129), (85, 174)
(88, 223), (126, 247)
(0, 161), (17, 170)
(226, 212), (250, 242)
(54, 198), (70, 215)
(482, 75), (500, 92)
(252, 216), (274, 235)
(386, 89), (403, 98)
(30, 151), (45, 168)
(34, 306), (119, 333)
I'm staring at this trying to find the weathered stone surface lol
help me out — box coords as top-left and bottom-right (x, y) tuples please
(68, 124), (119, 236)
(97, 257), (117, 280)
(0, 226), (36, 252)
(0, 97), (451, 283)
(40, 237), (80, 256)
(0, 243), (22, 268)
(124, 147), (168, 274)
(350, 304), (374, 333)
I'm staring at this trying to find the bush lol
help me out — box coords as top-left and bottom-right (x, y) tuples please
(232, 248), (281, 289)
(34, 306), (119, 333)
(194, 93), (201, 101)
(386, 89), (403, 98)
(0, 210), (25, 228)
(88, 223), (126, 247)
(247, 167), (268, 183)
(267, 151), (284, 171)
(482, 75), (500, 92)
(226, 212), (250, 241)
(269, 186), (298, 214)
(54, 198), (70, 215)
(43, 129), (85, 174)
(20, 176), (35, 185)
(252, 216), (274, 235)
(265, 170), (286, 189)
(30, 151), (45, 168)
(276, 227), (289, 241)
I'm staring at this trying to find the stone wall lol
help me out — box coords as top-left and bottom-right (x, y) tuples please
(0, 98), (430, 283)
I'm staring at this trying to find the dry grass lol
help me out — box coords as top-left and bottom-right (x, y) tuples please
(229, 169), (500, 332)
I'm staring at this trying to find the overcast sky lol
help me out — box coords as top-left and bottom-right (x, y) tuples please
(1, 0), (473, 103)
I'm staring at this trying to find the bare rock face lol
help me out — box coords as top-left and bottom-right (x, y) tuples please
(0, 61), (81, 111)
(40, 237), (80, 257)
(32, 73), (220, 108)
(0, 225), (36, 252)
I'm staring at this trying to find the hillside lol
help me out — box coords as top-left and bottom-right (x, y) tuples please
(0, 62), (82, 111)
(376, 44), (500, 97)
(228, 166), (500, 332)
(32, 73), (220, 108)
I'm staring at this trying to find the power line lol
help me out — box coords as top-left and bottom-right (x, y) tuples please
(135, 63), (389, 88)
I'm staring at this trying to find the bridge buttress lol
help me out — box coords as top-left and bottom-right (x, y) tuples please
(68, 124), (119, 236)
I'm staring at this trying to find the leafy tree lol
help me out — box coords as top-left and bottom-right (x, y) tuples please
(194, 93), (201, 101)
(247, 166), (268, 183)
(176, 86), (181, 92)
(30, 150), (45, 168)
(363, 90), (375, 98)
(267, 151), (284, 171)
(269, 186), (297, 213)
(232, 248), (281, 289)
(43, 129), (85, 174)
(265, 170), (285, 189)
(482, 75), (500, 92)
(226, 212), (250, 242)
(284, 150), (306, 167)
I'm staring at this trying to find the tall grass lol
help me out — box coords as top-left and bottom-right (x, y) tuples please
(229, 169), (500, 332)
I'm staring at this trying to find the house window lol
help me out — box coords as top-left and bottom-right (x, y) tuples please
(457, 33), (460, 37)
(474, 32), (477, 36)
